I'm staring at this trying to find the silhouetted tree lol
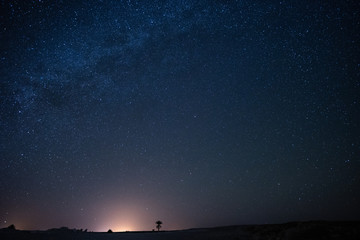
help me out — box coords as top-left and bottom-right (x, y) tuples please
(107, 229), (113, 233)
(156, 220), (162, 231)
(7, 224), (16, 230)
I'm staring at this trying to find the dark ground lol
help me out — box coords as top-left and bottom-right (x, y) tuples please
(1, 221), (359, 240)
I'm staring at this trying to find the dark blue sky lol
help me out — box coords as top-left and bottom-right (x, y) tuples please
(1, 0), (359, 231)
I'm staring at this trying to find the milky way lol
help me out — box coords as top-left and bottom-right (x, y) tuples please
(1, 0), (359, 231)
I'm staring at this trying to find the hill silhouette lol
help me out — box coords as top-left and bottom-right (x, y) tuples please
(1, 221), (359, 240)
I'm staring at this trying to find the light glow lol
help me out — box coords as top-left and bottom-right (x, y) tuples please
(95, 202), (143, 232)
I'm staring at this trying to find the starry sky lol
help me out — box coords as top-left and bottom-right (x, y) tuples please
(1, 0), (360, 232)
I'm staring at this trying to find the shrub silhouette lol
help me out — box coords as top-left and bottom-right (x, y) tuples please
(107, 229), (113, 233)
(7, 224), (16, 230)
(156, 220), (162, 231)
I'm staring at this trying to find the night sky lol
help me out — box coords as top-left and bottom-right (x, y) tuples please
(1, 0), (360, 232)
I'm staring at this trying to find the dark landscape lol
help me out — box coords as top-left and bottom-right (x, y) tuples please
(1, 221), (360, 240)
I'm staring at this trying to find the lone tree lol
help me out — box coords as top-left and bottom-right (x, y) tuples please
(7, 224), (16, 230)
(155, 220), (162, 231)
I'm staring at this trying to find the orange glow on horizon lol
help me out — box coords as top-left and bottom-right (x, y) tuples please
(96, 217), (138, 232)
(95, 201), (145, 232)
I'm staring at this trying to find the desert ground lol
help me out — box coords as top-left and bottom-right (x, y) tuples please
(1, 221), (359, 240)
